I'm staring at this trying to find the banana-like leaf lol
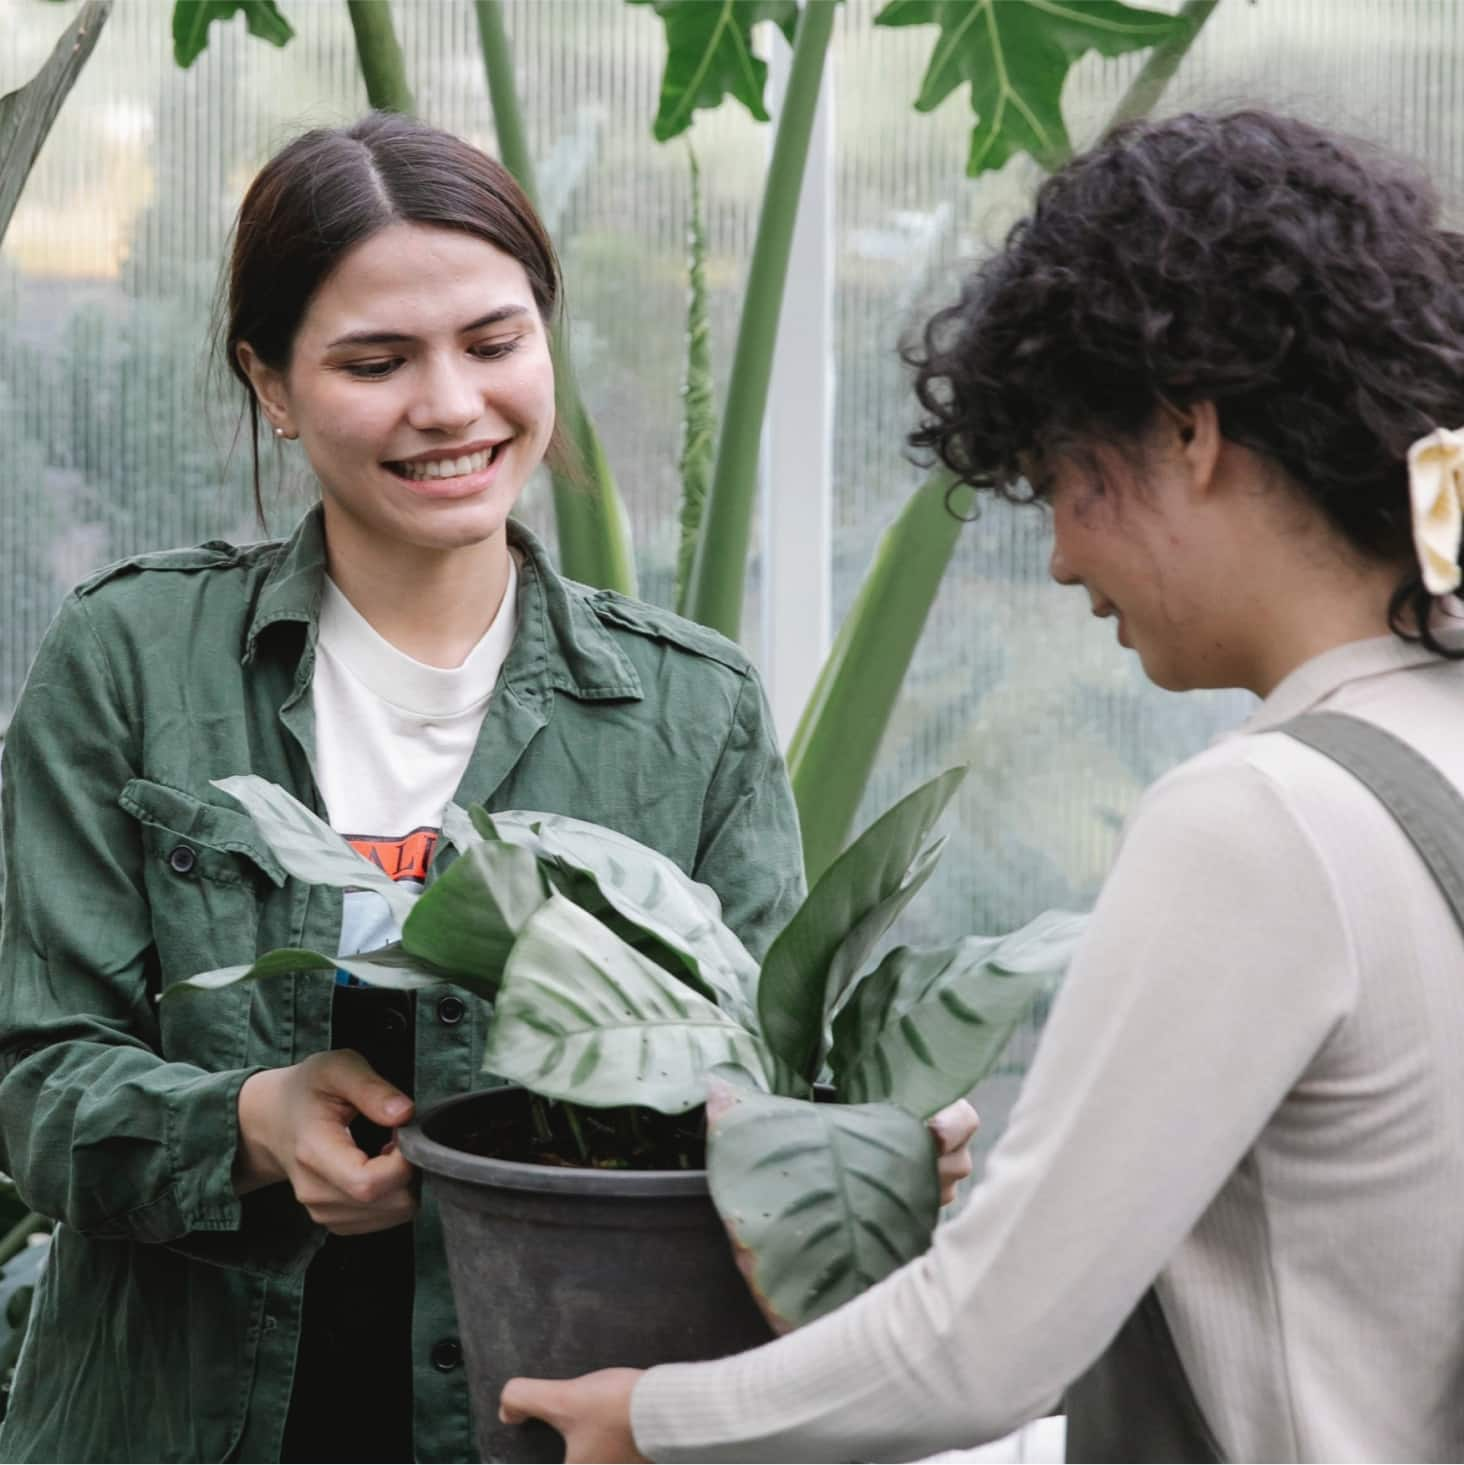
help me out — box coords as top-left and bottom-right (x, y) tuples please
(789, 472), (970, 883)
(673, 142), (716, 616)
(758, 765), (967, 1081)
(172, 0), (293, 69)
(0, 0), (111, 251)
(705, 1069), (939, 1329)
(627, 0), (799, 143)
(874, 0), (1188, 177)
(399, 841), (548, 993)
(829, 909), (1086, 1118)
(163, 941), (457, 1000)
(212, 775), (417, 926)
(483, 895), (775, 1114)
(486, 809), (762, 1031)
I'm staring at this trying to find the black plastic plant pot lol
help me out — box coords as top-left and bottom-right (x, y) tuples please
(396, 1087), (774, 1464)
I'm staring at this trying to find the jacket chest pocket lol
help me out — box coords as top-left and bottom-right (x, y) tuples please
(119, 778), (290, 1069)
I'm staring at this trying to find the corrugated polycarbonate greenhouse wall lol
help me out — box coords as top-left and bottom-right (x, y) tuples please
(3, 0), (1461, 1158)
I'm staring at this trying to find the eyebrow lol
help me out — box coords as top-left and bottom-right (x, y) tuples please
(325, 305), (530, 350)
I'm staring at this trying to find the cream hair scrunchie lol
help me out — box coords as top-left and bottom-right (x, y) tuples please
(1408, 426), (1464, 596)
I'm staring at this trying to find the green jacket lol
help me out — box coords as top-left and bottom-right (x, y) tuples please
(0, 508), (804, 1463)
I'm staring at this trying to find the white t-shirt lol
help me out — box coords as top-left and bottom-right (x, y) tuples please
(311, 561), (518, 972)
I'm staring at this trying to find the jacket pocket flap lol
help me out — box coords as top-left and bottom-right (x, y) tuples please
(119, 779), (288, 888)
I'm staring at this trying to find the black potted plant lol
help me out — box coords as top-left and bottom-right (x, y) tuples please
(172, 770), (1082, 1461)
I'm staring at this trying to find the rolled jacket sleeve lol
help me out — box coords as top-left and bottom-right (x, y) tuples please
(0, 595), (260, 1250)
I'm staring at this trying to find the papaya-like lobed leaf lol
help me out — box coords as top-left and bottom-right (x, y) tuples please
(212, 775), (418, 926)
(172, 0), (294, 69)
(829, 910), (1088, 1118)
(758, 765), (967, 1082)
(705, 1068), (939, 1330)
(483, 895), (775, 1114)
(628, 0), (800, 142)
(874, 0), (1190, 176)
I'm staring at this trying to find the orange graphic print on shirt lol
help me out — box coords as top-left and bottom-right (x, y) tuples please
(346, 826), (439, 884)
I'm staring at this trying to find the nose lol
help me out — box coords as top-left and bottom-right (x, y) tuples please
(407, 354), (481, 435)
(1049, 541), (1078, 586)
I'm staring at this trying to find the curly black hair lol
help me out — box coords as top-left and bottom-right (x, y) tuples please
(908, 109), (1464, 656)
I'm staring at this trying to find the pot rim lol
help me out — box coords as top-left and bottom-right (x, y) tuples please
(396, 1088), (712, 1197)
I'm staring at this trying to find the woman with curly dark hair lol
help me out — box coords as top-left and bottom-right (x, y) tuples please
(503, 111), (1464, 1462)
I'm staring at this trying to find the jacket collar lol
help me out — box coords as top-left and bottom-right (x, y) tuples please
(242, 504), (642, 704)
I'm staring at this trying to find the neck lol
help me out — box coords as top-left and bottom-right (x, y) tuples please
(1240, 558), (1404, 698)
(321, 506), (513, 669)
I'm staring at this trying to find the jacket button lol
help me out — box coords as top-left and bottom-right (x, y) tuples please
(431, 1338), (462, 1372)
(437, 996), (466, 1026)
(168, 846), (197, 875)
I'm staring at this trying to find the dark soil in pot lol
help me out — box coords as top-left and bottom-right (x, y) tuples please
(397, 1088), (774, 1463)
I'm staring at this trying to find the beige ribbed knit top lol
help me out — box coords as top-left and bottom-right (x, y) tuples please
(633, 630), (1464, 1463)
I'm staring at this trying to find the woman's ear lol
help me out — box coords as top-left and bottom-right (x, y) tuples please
(236, 342), (297, 441)
(1182, 400), (1223, 498)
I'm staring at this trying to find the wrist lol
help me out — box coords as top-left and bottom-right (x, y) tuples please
(234, 1068), (287, 1195)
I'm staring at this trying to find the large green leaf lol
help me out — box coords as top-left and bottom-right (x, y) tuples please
(875, 0), (1189, 176)
(758, 766), (967, 1082)
(485, 809), (762, 1030)
(0, 0), (111, 252)
(399, 841), (547, 992)
(673, 142), (716, 616)
(212, 776), (417, 926)
(789, 473), (971, 882)
(483, 895), (775, 1114)
(829, 910), (1086, 1118)
(628, 0), (800, 143)
(172, 0), (293, 69)
(705, 1071), (939, 1329)
(163, 942), (459, 999)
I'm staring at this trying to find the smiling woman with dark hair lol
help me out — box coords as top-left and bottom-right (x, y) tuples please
(0, 110), (979, 1465)
(504, 110), (1464, 1464)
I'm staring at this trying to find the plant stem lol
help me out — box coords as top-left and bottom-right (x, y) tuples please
(1103, 0), (1222, 131)
(788, 472), (971, 881)
(472, 0), (638, 595)
(563, 1103), (590, 1164)
(684, 0), (839, 639)
(0, 1213), (48, 1271)
(345, 0), (414, 114)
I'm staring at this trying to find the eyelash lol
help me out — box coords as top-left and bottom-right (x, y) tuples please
(342, 339), (521, 380)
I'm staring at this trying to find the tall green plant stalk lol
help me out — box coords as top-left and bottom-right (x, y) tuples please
(345, 0), (414, 114)
(1106, 0), (1221, 129)
(789, 473), (970, 881)
(787, 0), (1224, 875)
(682, 0), (839, 639)
(474, 0), (638, 596)
(674, 144), (715, 615)
(0, 0), (112, 249)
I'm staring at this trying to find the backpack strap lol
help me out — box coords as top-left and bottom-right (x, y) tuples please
(1282, 711), (1464, 933)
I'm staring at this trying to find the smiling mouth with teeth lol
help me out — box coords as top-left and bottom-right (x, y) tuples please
(388, 444), (501, 482)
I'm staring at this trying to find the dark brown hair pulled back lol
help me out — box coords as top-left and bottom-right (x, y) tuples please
(223, 111), (561, 524)
(908, 109), (1464, 656)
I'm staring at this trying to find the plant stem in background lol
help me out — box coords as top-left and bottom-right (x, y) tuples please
(345, 0), (414, 114)
(674, 142), (715, 616)
(0, 0), (113, 251)
(1104, 0), (1222, 129)
(788, 473), (971, 882)
(683, 0), (839, 640)
(0, 1213), (48, 1272)
(473, 0), (638, 595)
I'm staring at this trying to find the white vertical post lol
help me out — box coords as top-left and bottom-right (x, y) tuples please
(760, 13), (834, 750)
